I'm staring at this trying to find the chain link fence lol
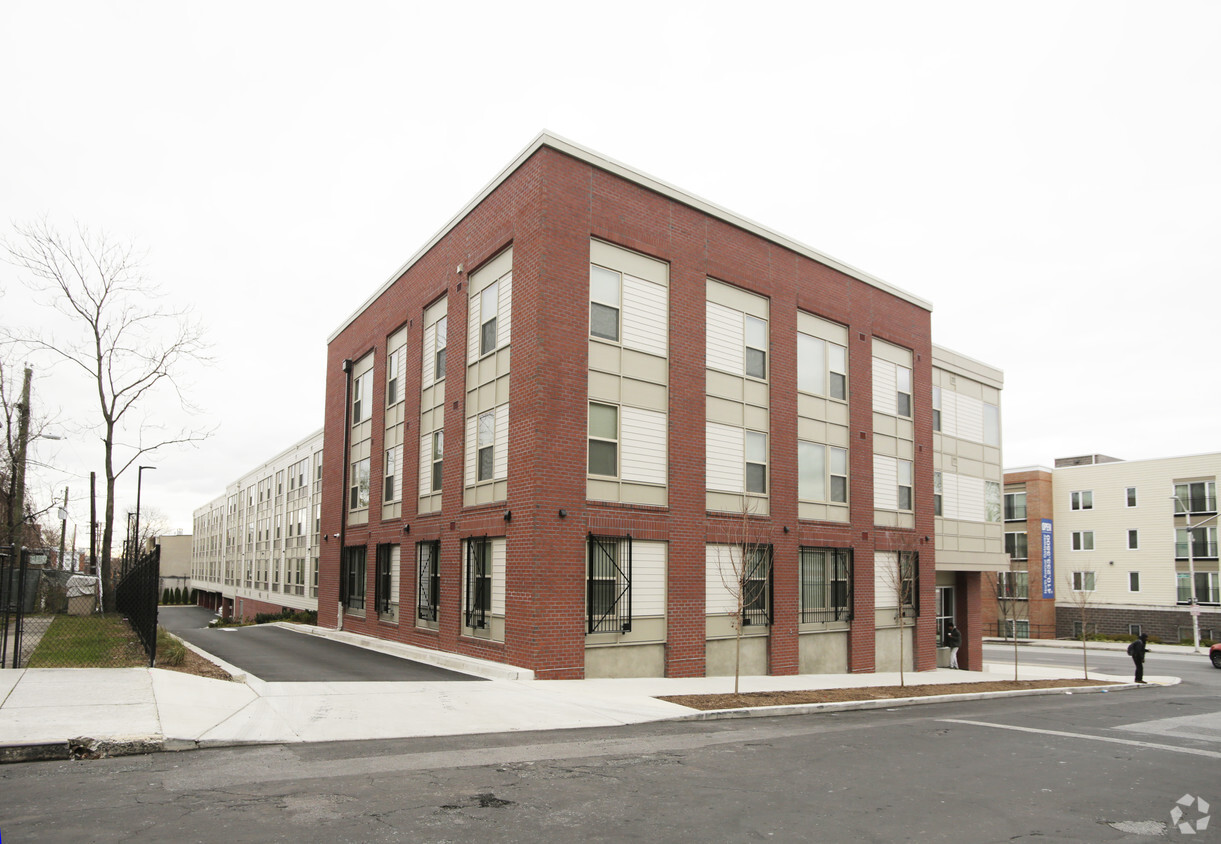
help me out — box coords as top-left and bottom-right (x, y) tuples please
(1, 545), (160, 669)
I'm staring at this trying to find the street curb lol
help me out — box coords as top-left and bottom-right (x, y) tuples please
(668, 681), (1159, 723)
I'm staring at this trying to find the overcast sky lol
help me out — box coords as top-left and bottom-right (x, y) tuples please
(2, 1), (1218, 539)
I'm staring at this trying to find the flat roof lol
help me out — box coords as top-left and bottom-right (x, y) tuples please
(329, 131), (933, 342)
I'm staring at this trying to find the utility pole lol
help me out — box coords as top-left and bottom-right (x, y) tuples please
(58, 487), (69, 569)
(7, 366), (32, 551)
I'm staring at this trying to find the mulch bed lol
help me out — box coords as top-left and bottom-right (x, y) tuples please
(659, 678), (1122, 711)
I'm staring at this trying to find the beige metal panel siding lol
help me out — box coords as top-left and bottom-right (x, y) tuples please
(707, 422), (744, 493)
(705, 544), (741, 616)
(418, 433), (431, 498)
(494, 404), (509, 480)
(497, 272), (512, 349)
(422, 322), (437, 390)
(872, 358), (897, 416)
(492, 538), (506, 616)
(875, 550), (899, 607)
(633, 540), (667, 617)
(464, 415), (477, 488)
(623, 275), (667, 357)
(874, 454), (898, 510)
(706, 301), (743, 375)
(956, 393), (984, 443)
(621, 405), (666, 486)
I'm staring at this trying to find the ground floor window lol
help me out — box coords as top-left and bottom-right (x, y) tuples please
(375, 543), (399, 617)
(1177, 571), (1220, 605)
(464, 537), (491, 629)
(799, 547), (852, 623)
(417, 540), (440, 622)
(341, 545), (367, 611)
(1004, 618), (1030, 638)
(588, 534), (632, 633)
(742, 545), (773, 627)
(936, 585), (954, 643)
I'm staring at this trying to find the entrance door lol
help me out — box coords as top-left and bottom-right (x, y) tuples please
(936, 586), (955, 645)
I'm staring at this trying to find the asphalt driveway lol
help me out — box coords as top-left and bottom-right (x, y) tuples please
(157, 605), (483, 683)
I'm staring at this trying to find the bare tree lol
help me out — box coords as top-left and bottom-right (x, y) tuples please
(1, 360), (60, 549)
(1063, 566), (1097, 680)
(876, 545), (919, 687)
(986, 557), (1027, 681)
(711, 499), (773, 694)
(3, 220), (210, 609)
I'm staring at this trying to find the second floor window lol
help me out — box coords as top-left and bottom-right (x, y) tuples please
(1004, 491), (1027, 521)
(1071, 490), (1093, 511)
(1005, 532), (1028, 561)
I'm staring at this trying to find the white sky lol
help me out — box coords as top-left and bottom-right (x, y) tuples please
(2, 1), (1218, 538)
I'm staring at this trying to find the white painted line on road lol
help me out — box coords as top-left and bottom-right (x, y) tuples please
(939, 719), (1221, 760)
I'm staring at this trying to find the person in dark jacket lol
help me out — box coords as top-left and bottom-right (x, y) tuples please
(945, 622), (962, 669)
(1130, 633), (1149, 683)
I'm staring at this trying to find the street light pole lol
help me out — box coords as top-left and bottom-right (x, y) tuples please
(134, 466), (155, 567)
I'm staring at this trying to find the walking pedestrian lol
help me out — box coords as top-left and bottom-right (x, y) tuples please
(945, 622), (962, 669)
(1128, 633), (1149, 683)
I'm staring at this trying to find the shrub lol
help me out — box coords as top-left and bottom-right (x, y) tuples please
(173, 586), (184, 604)
(155, 628), (186, 666)
(162, 588), (172, 605)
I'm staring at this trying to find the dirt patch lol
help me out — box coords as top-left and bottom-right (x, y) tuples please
(659, 678), (1121, 711)
(158, 647), (234, 681)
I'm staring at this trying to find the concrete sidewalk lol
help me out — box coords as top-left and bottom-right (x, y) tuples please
(0, 625), (1169, 763)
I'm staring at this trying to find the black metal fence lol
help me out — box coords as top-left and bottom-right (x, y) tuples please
(1, 544), (160, 669)
(116, 545), (160, 666)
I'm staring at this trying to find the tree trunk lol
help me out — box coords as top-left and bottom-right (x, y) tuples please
(100, 433), (116, 612)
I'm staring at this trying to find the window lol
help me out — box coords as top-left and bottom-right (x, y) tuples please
(996, 571), (1029, 600)
(431, 431), (444, 492)
(986, 481), (1001, 523)
(896, 366), (912, 418)
(1070, 490), (1093, 511)
(1128, 529), (1139, 550)
(1126, 487), (1137, 508)
(1004, 491), (1026, 521)
(434, 316), (448, 381)
(477, 412), (495, 482)
(590, 265), (621, 342)
(742, 545), (773, 626)
(1178, 572), (1220, 605)
(416, 540), (440, 622)
(588, 534), (631, 633)
(744, 316), (767, 379)
(932, 387), (941, 432)
(384, 447), (398, 503)
(1176, 526), (1218, 559)
(341, 545), (367, 610)
(386, 347), (400, 405)
(349, 458), (370, 511)
(1005, 532), (1028, 561)
(1129, 572), (1140, 592)
(934, 472), (942, 516)
(375, 543), (398, 616)
(1005, 619), (1031, 639)
(745, 431), (768, 494)
(983, 403), (999, 447)
(797, 333), (847, 399)
(1174, 481), (1217, 514)
(464, 537), (491, 629)
(480, 281), (499, 356)
(588, 403), (618, 477)
(1071, 530), (1094, 551)
(800, 547), (852, 623)
(798, 442), (848, 503)
(1071, 570), (1095, 591)
(352, 369), (373, 424)
(898, 459), (913, 511)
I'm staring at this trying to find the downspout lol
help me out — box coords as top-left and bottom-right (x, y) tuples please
(338, 358), (353, 629)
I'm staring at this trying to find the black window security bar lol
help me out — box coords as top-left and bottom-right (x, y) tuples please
(341, 545), (366, 610)
(800, 547), (853, 623)
(465, 536), (490, 629)
(417, 540), (440, 622)
(588, 533), (632, 634)
(742, 544), (773, 627)
(900, 551), (920, 618)
(375, 543), (394, 615)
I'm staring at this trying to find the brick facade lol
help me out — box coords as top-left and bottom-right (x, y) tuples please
(321, 136), (971, 679)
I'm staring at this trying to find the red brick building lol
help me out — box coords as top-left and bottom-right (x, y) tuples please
(319, 133), (1002, 679)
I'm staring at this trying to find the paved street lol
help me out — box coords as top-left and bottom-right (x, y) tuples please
(159, 606), (482, 683)
(1, 644), (1216, 843)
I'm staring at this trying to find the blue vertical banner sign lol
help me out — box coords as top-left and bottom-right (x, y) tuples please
(1041, 519), (1055, 599)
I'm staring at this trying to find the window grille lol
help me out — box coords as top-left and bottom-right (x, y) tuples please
(742, 544), (773, 627)
(417, 540), (440, 621)
(588, 534), (632, 633)
(800, 547), (853, 623)
(465, 536), (490, 629)
(375, 543), (394, 615)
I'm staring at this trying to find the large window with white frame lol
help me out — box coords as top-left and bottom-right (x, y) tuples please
(1071, 570), (1095, 591)
(1177, 571), (1220, 605)
(873, 456), (913, 512)
(798, 442), (848, 504)
(1174, 481), (1217, 514)
(1005, 531), (1028, 561)
(996, 570), (1028, 599)
(1071, 530), (1094, 551)
(1004, 491), (1027, 521)
(1070, 490), (1093, 511)
(797, 332), (847, 400)
(1176, 526), (1218, 559)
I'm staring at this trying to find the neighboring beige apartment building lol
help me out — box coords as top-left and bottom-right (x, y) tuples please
(189, 429), (324, 620)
